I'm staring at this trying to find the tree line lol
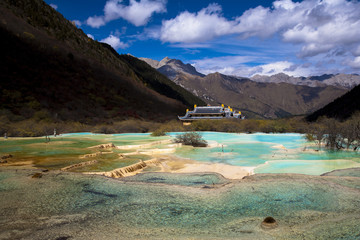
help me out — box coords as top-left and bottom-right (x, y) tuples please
(305, 114), (360, 151)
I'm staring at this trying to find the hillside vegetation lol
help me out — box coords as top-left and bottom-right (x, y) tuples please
(307, 84), (360, 121)
(0, 0), (204, 130)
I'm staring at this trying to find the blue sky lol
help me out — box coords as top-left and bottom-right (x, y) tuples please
(45, 0), (360, 77)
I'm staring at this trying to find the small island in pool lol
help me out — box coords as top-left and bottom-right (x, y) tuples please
(0, 132), (359, 239)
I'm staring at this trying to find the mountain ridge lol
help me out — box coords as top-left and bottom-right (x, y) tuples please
(251, 73), (360, 89)
(140, 57), (205, 80)
(140, 56), (349, 119)
(141, 57), (360, 89)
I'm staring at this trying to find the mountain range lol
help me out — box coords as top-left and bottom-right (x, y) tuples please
(141, 57), (352, 119)
(0, 0), (204, 124)
(251, 73), (360, 89)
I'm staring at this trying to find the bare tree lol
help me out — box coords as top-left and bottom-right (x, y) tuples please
(308, 121), (326, 150)
(340, 119), (357, 149)
(321, 118), (343, 150)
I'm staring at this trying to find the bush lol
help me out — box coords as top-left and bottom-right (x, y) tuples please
(173, 132), (207, 147)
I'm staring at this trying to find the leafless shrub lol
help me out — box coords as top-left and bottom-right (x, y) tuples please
(173, 132), (207, 147)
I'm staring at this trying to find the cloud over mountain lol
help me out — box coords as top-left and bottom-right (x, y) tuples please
(160, 3), (238, 43)
(191, 56), (313, 77)
(160, 0), (360, 71)
(87, 0), (167, 28)
(100, 34), (128, 49)
(49, 3), (57, 10)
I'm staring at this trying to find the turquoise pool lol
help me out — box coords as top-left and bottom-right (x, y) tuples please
(169, 132), (360, 175)
(1, 132), (359, 175)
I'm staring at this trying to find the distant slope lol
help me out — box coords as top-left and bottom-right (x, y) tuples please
(140, 56), (348, 119)
(306, 84), (360, 121)
(0, 0), (204, 123)
(174, 72), (346, 119)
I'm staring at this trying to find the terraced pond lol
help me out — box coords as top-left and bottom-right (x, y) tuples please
(1, 132), (359, 175)
(1, 132), (359, 239)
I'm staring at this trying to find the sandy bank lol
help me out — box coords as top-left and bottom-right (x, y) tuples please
(173, 162), (255, 179)
(153, 155), (255, 179)
(0, 160), (36, 169)
(115, 139), (172, 150)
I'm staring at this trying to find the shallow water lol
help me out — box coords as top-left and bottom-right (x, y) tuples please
(1, 132), (359, 175)
(1, 133), (360, 239)
(121, 172), (229, 186)
(170, 132), (360, 175)
(0, 133), (167, 171)
(0, 169), (359, 239)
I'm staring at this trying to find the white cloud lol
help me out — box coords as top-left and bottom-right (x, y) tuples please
(192, 55), (254, 72)
(273, 0), (299, 10)
(160, 4), (239, 43)
(170, 43), (212, 49)
(87, 34), (94, 40)
(238, 0), (360, 58)
(192, 56), (313, 77)
(49, 3), (58, 10)
(250, 61), (312, 77)
(348, 57), (360, 69)
(87, 0), (166, 28)
(159, 1), (303, 43)
(160, 0), (360, 72)
(86, 16), (106, 28)
(353, 45), (360, 56)
(73, 20), (82, 27)
(136, 26), (162, 40)
(100, 35), (128, 49)
(162, 0), (360, 49)
(298, 43), (334, 58)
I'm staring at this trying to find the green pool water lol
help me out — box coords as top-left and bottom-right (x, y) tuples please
(1, 133), (360, 239)
(0, 133), (171, 171)
(169, 132), (360, 175)
(1, 132), (359, 175)
(121, 172), (229, 186)
(0, 169), (359, 239)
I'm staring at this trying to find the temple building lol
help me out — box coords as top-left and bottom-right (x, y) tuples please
(178, 104), (244, 122)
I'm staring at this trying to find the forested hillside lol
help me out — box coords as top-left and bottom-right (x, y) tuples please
(0, 0), (204, 127)
(307, 84), (360, 121)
